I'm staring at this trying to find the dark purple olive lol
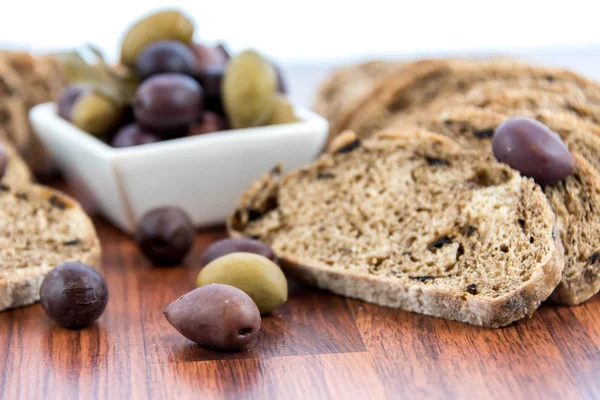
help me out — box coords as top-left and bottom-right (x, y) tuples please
(188, 111), (229, 136)
(200, 238), (278, 268)
(164, 284), (260, 350)
(0, 144), (7, 180)
(135, 40), (198, 81)
(492, 117), (575, 185)
(134, 73), (203, 137)
(40, 262), (108, 329)
(57, 85), (88, 121)
(135, 206), (195, 266)
(192, 43), (230, 72)
(111, 124), (162, 148)
(196, 64), (225, 115)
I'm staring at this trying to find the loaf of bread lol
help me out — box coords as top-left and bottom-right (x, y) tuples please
(229, 131), (564, 327)
(331, 60), (600, 140)
(384, 106), (600, 305)
(0, 184), (101, 311)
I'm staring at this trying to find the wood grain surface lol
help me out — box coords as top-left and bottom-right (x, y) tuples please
(2, 198), (600, 399)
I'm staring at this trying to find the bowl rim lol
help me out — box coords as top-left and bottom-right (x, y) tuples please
(30, 102), (329, 159)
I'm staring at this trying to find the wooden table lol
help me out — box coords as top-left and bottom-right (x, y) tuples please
(2, 212), (600, 400)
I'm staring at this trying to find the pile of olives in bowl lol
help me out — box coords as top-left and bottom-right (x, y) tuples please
(55, 9), (297, 149)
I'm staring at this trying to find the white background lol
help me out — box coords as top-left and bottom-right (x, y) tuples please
(1, 0), (599, 62)
(2, 0), (600, 105)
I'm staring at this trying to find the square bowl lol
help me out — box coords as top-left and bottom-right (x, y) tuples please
(30, 103), (328, 234)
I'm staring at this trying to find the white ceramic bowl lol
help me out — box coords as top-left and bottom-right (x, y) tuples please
(30, 103), (328, 234)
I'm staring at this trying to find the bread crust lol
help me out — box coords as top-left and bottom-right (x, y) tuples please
(0, 185), (101, 311)
(279, 232), (563, 328)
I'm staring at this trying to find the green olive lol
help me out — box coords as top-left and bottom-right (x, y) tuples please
(266, 96), (297, 125)
(120, 10), (194, 67)
(223, 50), (277, 129)
(196, 252), (288, 314)
(70, 91), (123, 137)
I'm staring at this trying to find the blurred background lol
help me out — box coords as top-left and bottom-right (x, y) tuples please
(2, 0), (599, 106)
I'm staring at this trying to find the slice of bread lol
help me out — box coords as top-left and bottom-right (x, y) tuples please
(228, 131), (564, 327)
(0, 184), (101, 311)
(384, 106), (600, 305)
(1, 140), (31, 188)
(331, 60), (600, 139)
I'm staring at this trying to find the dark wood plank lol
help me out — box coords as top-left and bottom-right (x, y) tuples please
(2, 209), (600, 398)
(349, 299), (600, 399)
(0, 220), (151, 400)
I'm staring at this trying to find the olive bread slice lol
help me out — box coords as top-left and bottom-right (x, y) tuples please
(228, 131), (564, 327)
(0, 184), (101, 311)
(384, 106), (600, 305)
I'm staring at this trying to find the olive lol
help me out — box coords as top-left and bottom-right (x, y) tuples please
(111, 124), (161, 148)
(135, 206), (195, 266)
(197, 65), (225, 115)
(188, 111), (228, 136)
(39, 262), (109, 329)
(492, 117), (575, 185)
(266, 96), (297, 125)
(57, 85), (88, 121)
(197, 252), (287, 314)
(134, 73), (202, 137)
(70, 91), (123, 137)
(0, 144), (7, 180)
(200, 238), (277, 267)
(223, 50), (277, 129)
(135, 40), (198, 80)
(192, 43), (230, 72)
(164, 284), (260, 351)
(120, 10), (194, 67)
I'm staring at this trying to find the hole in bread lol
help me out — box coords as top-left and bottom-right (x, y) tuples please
(49, 195), (67, 210)
(317, 172), (335, 180)
(500, 244), (509, 253)
(529, 236), (534, 244)
(518, 219), (526, 234)
(464, 225), (477, 237)
(469, 168), (511, 187)
(466, 283), (478, 295)
(588, 252), (600, 265)
(427, 236), (453, 251)
(456, 243), (465, 259)
(425, 157), (450, 167)
(410, 275), (436, 283)
(473, 129), (495, 139)
(247, 209), (263, 222)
